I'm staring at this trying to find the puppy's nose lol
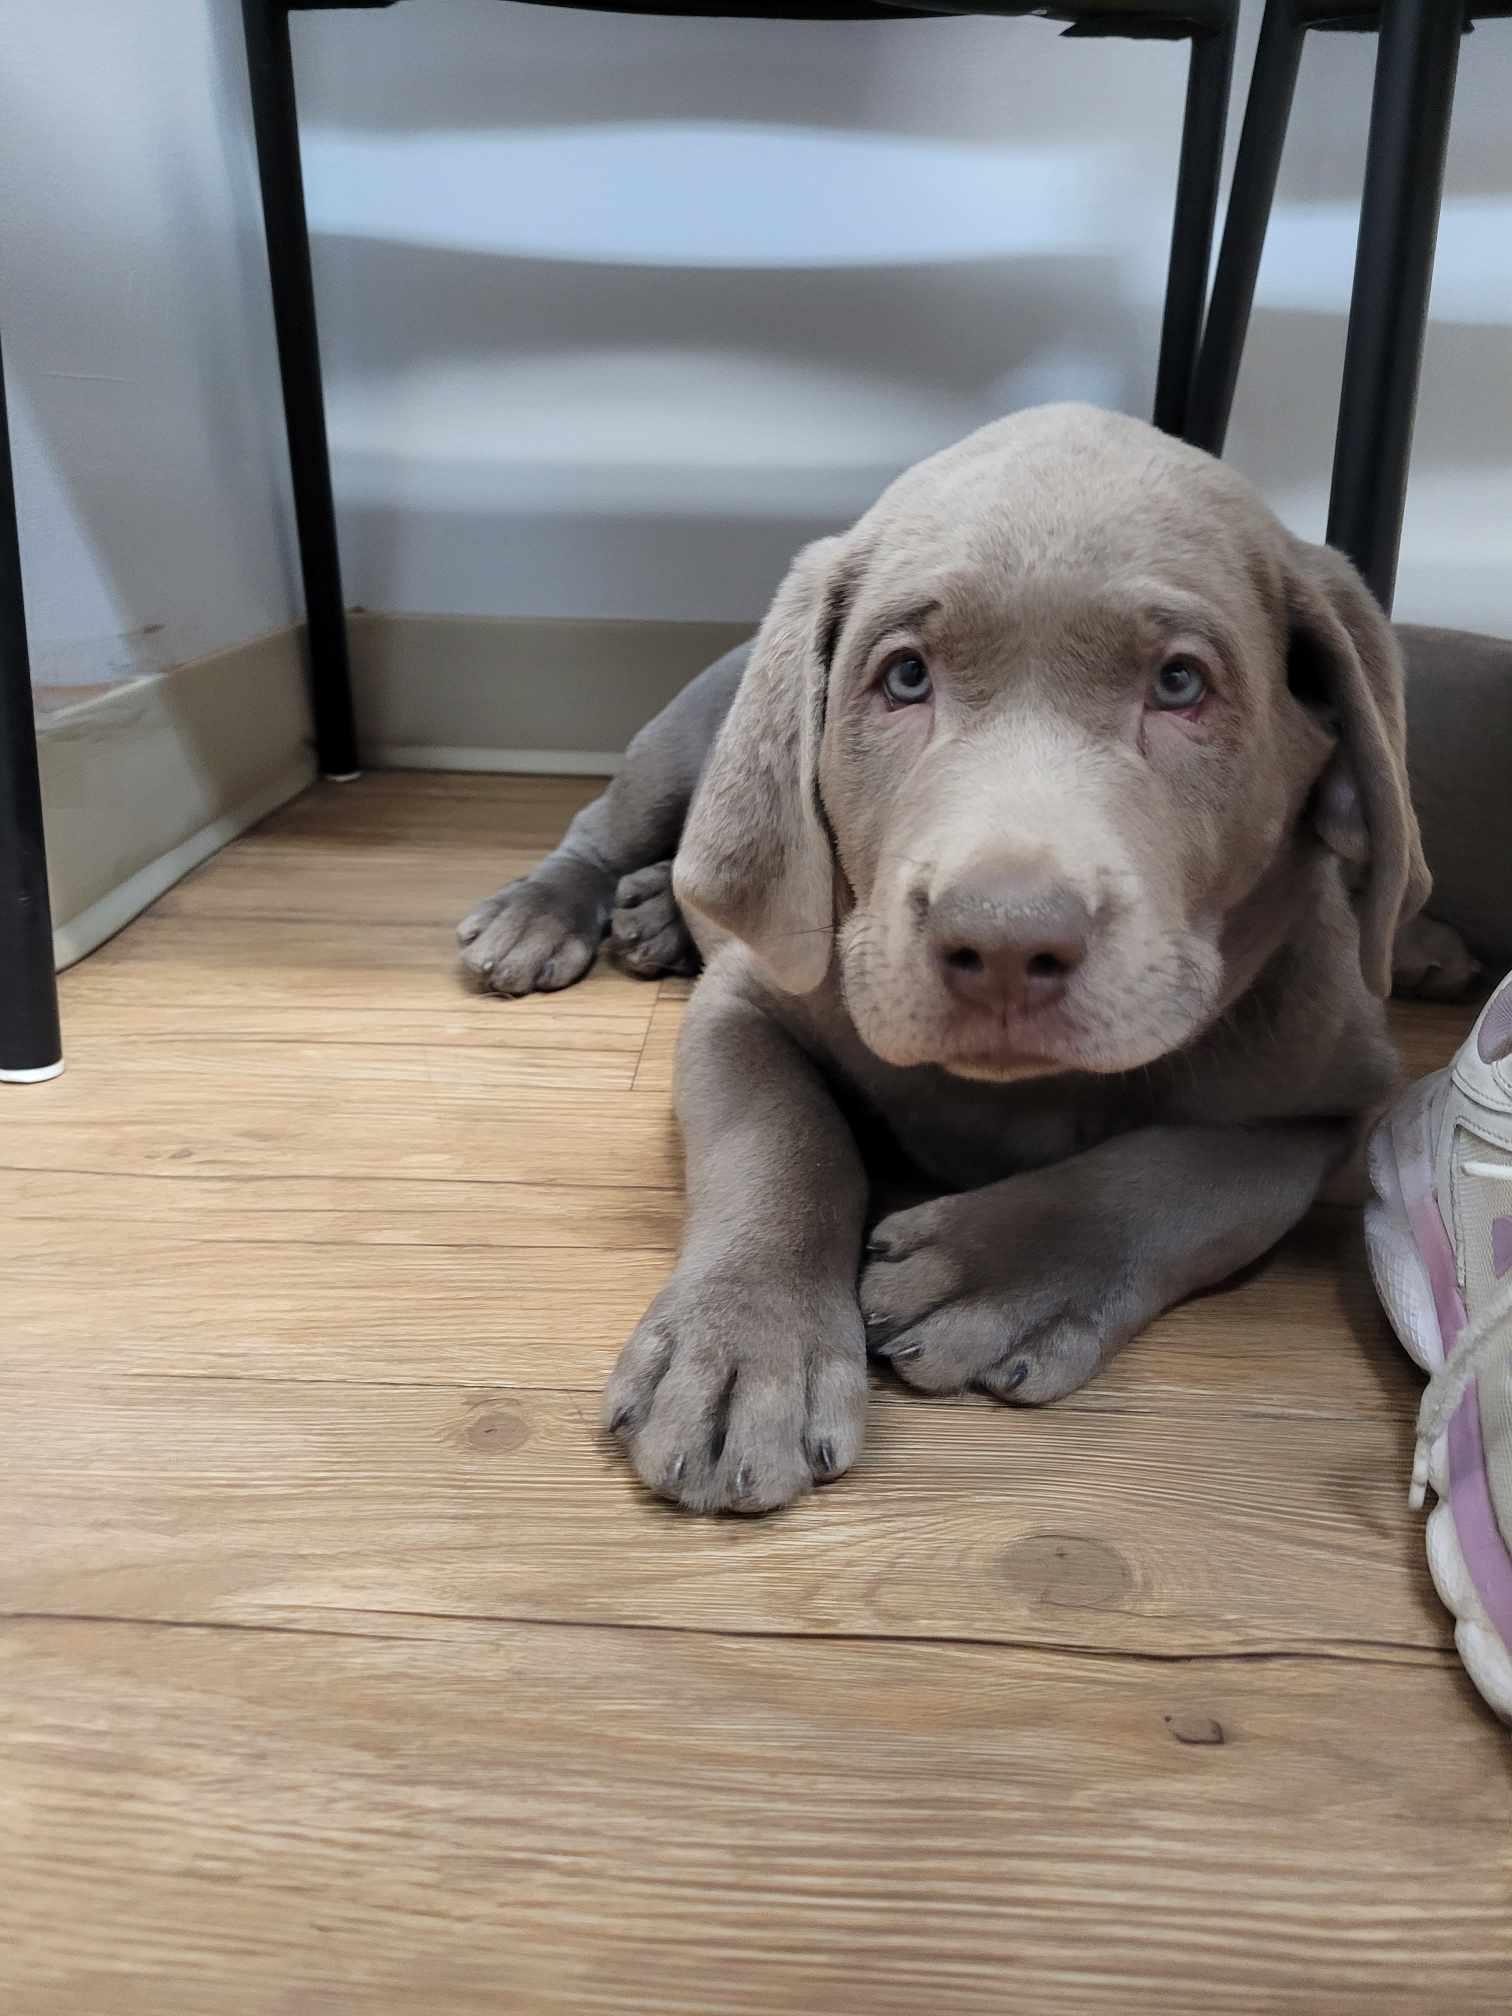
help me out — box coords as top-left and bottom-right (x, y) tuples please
(927, 871), (1091, 1011)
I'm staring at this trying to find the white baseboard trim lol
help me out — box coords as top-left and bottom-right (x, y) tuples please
(350, 610), (748, 768)
(37, 613), (741, 970)
(52, 760), (314, 970)
(40, 623), (316, 969)
(370, 744), (622, 777)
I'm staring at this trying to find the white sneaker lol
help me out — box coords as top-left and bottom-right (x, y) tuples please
(1365, 970), (1512, 1723)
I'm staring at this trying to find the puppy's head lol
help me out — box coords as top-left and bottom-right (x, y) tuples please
(675, 404), (1428, 1079)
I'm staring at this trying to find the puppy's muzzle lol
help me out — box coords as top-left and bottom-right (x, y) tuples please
(922, 864), (1095, 1016)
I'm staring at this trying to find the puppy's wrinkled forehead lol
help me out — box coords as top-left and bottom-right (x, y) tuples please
(849, 402), (1280, 619)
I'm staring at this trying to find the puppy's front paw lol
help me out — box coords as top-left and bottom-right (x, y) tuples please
(609, 862), (700, 980)
(457, 875), (603, 997)
(603, 1269), (866, 1513)
(859, 1195), (1122, 1404)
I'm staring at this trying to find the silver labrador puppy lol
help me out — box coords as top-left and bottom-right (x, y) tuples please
(458, 405), (1429, 1513)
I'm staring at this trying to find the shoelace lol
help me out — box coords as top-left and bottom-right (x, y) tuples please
(1410, 1269), (1512, 1511)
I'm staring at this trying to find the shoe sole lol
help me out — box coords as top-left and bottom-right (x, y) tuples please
(1365, 1075), (1512, 1723)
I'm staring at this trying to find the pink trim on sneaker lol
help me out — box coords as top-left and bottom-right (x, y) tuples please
(1406, 1174), (1463, 1368)
(1399, 1123), (1512, 1649)
(1446, 1381), (1512, 1649)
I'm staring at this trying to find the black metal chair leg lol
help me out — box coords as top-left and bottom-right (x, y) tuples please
(0, 331), (63, 1084)
(1187, 0), (1305, 456)
(241, 0), (360, 778)
(1152, 14), (1236, 441)
(1326, 0), (1465, 612)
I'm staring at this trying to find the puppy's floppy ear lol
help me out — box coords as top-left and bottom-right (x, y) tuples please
(1286, 537), (1430, 996)
(674, 537), (847, 994)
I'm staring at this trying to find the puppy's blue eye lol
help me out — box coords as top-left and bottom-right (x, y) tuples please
(1151, 656), (1207, 710)
(881, 653), (932, 707)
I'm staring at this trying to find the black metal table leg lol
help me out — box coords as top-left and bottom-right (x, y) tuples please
(1186, 0), (1306, 456)
(241, 0), (360, 778)
(1152, 13), (1236, 442)
(1326, 0), (1466, 612)
(0, 330), (63, 1085)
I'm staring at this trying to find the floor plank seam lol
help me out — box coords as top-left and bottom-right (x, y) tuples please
(287, 1607), (1463, 1669)
(107, 1372), (607, 1392)
(0, 1610), (420, 1647)
(3, 1605), (1454, 1673)
(76, 1237), (681, 1255)
(0, 1162), (682, 1195)
(629, 988), (662, 1091)
(20, 1367), (1416, 1424)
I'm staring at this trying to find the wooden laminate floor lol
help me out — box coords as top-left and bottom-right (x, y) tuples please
(4, 773), (1509, 2014)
